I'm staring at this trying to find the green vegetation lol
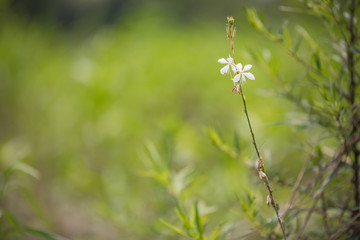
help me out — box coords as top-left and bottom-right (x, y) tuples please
(0, 1), (359, 239)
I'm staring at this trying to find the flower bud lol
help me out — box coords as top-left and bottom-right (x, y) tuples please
(258, 170), (267, 180)
(257, 157), (264, 171)
(266, 195), (271, 207)
(227, 16), (234, 27)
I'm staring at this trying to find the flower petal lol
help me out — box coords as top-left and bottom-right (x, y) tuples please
(218, 58), (227, 64)
(231, 64), (237, 73)
(233, 74), (241, 83)
(227, 57), (234, 63)
(236, 63), (243, 72)
(241, 74), (246, 83)
(243, 64), (252, 71)
(220, 65), (229, 75)
(243, 72), (255, 80)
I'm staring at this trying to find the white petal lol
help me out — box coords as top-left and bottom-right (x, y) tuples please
(220, 65), (229, 75)
(233, 74), (241, 83)
(236, 63), (243, 71)
(218, 58), (227, 64)
(231, 64), (237, 73)
(243, 72), (255, 80)
(227, 57), (234, 63)
(242, 74), (246, 83)
(243, 64), (252, 71)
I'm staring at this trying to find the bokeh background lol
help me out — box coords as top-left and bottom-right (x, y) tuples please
(0, 0), (323, 239)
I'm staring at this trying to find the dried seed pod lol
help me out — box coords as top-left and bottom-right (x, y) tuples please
(258, 170), (267, 180)
(266, 195), (271, 207)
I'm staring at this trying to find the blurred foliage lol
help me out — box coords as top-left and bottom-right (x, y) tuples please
(1, 0), (358, 239)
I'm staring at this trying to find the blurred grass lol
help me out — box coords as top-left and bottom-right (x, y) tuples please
(0, 5), (317, 240)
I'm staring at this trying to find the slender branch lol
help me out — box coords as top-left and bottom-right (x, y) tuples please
(328, 4), (349, 44)
(281, 151), (313, 219)
(347, 0), (360, 236)
(295, 196), (320, 240)
(348, 0), (356, 105)
(294, 134), (360, 240)
(329, 212), (360, 240)
(339, 193), (351, 221)
(352, 149), (360, 235)
(321, 192), (331, 238)
(238, 84), (287, 240)
(238, 85), (260, 159)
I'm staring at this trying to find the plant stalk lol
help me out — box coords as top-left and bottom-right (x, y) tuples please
(238, 84), (287, 240)
(347, 0), (360, 235)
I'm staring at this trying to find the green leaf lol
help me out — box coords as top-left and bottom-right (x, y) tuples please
(145, 141), (162, 170)
(233, 131), (240, 154)
(293, 35), (303, 54)
(246, 8), (265, 31)
(2, 210), (21, 229)
(175, 205), (192, 231)
(283, 26), (291, 49)
(194, 201), (203, 239)
(313, 51), (322, 72)
(160, 219), (189, 237)
(295, 25), (318, 51)
(13, 162), (40, 179)
(206, 127), (237, 159)
(137, 169), (169, 185)
(24, 227), (67, 240)
(207, 127), (222, 146)
(22, 188), (52, 229)
(209, 225), (222, 240)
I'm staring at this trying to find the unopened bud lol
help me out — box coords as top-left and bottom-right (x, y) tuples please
(266, 195), (271, 207)
(227, 16), (234, 26)
(258, 170), (267, 180)
(257, 157), (264, 171)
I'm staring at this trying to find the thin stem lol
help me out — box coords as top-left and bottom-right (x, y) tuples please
(238, 84), (260, 159)
(347, 0), (360, 235)
(339, 193), (351, 221)
(295, 196), (320, 240)
(282, 152), (313, 216)
(238, 84), (287, 240)
(329, 212), (360, 240)
(348, 0), (356, 105)
(321, 192), (331, 238)
(352, 150), (360, 235)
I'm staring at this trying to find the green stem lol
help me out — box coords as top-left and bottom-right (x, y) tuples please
(238, 83), (287, 240)
(238, 84), (260, 159)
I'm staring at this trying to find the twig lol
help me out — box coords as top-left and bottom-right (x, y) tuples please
(329, 212), (360, 240)
(295, 159), (342, 240)
(295, 196), (320, 240)
(281, 151), (313, 219)
(273, 150), (313, 234)
(348, 0), (356, 105)
(320, 192), (331, 238)
(347, 0), (360, 236)
(294, 135), (360, 240)
(339, 193), (351, 221)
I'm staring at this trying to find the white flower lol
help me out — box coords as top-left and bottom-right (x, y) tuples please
(232, 63), (255, 84)
(217, 56), (236, 75)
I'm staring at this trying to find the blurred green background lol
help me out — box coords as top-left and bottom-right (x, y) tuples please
(0, 0), (322, 239)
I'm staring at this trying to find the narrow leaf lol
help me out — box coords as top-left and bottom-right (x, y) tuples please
(159, 220), (189, 237)
(175, 205), (192, 231)
(209, 225), (222, 240)
(283, 26), (291, 49)
(194, 201), (203, 239)
(296, 25), (318, 50)
(24, 227), (68, 240)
